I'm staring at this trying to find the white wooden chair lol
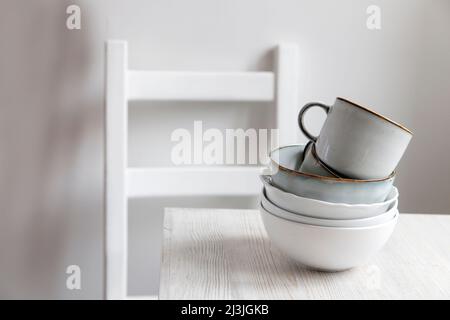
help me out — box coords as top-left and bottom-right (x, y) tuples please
(105, 40), (299, 299)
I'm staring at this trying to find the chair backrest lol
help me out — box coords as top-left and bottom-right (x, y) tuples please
(105, 40), (299, 299)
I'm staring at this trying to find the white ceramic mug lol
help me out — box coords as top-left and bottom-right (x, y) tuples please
(298, 97), (412, 179)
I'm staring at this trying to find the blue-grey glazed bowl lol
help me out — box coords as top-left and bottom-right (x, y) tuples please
(269, 144), (395, 204)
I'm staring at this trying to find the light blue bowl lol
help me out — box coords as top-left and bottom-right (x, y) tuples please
(269, 145), (395, 204)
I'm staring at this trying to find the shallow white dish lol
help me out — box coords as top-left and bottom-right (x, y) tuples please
(259, 203), (398, 271)
(261, 175), (399, 220)
(261, 188), (398, 228)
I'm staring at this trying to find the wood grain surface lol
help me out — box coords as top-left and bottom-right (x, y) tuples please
(159, 209), (450, 299)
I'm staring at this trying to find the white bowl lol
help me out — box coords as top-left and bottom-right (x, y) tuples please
(260, 203), (398, 271)
(261, 175), (399, 220)
(261, 188), (398, 228)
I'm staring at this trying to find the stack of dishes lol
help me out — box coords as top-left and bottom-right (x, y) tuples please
(259, 98), (412, 271)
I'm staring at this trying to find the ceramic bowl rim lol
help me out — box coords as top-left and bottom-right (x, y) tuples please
(261, 187), (398, 226)
(270, 144), (396, 183)
(260, 201), (399, 231)
(262, 175), (399, 208)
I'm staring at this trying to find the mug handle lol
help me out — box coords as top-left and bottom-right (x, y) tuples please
(298, 102), (331, 142)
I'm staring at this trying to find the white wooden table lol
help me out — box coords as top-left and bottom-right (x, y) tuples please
(159, 208), (450, 299)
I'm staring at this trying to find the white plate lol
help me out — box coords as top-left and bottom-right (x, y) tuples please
(261, 188), (398, 228)
(261, 175), (398, 220)
(260, 202), (398, 271)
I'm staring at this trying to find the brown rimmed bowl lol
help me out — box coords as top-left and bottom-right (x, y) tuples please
(269, 144), (395, 204)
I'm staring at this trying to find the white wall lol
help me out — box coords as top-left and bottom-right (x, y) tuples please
(0, 0), (104, 298)
(111, 0), (450, 214)
(1, 0), (449, 299)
